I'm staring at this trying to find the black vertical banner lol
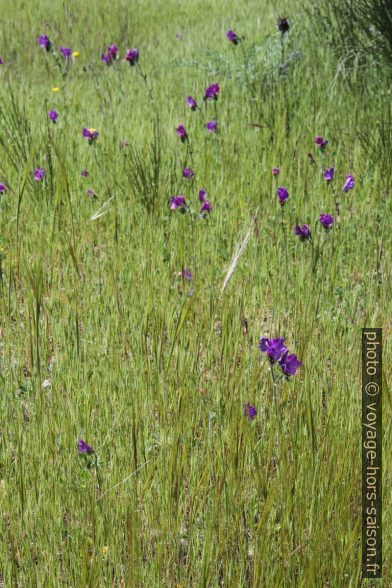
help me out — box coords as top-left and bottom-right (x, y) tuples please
(362, 328), (382, 579)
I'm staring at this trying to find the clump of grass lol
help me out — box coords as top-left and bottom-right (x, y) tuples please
(306, 0), (392, 67)
(0, 87), (31, 177)
(125, 118), (175, 214)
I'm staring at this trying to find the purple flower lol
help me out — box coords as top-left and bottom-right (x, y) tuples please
(176, 124), (188, 142)
(170, 195), (187, 210)
(60, 47), (72, 59)
(107, 44), (118, 56)
(182, 167), (195, 179)
(78, 439), (94, 454)
(198, 189), (207, 202)
(33, 168), (45, 181)
(319, 213), (334, 230)
(124, 48), (139, 65)
(0, 182), (6, 193)
(294, 224), (311, 240)
(272, 167), (280, 177)
(343, 174), (355, 192)
(278, 352), (302, 376)
(101, 44), (118, 64)
(315, 135), (328, 151)
(260, 337), (301, 377)
(81, 169), (89, 177)
(37, 35), (51, 51)
(86, 189), (96, 198)
(277, 17), (290, 34)
(186, 96), (198, 111)
(48, 110), (58, 123)
(258, 338), (269, 352)
(244, 403), (257, 420)
(82, 128), (99, 143)
(323, 167), (334, 182)
(259, 337), (287, 362)
(226, 30), (240, 44)
(0, 58), (4, 65)
(200, 199), (212, 213)
(176, 268), (192, 280)
(276, 186), (289, 204)
(205, 121), (217, 133)
(204, 83), (220, 101)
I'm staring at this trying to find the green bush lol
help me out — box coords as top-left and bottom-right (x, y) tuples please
(307, 0), (392, 65)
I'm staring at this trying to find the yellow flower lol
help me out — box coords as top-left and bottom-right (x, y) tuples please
(52, 87), (60, 92)
(73, 51), (79, 58)
(101, 546), (108, 555)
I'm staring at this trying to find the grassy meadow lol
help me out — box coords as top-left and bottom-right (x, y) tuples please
(0, 0), (391, 585)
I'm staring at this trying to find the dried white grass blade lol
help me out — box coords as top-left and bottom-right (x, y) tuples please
(90, 196), (114, 221)
(96, 459), (151, 501)
(221, 207), (259, 295)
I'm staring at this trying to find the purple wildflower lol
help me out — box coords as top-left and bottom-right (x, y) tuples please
(226, 30), (240, 44)
(278, 352), (302, 376)
(204, 83), (220, 101)
(272, 167), (280, 177)
(101, 44), (118, 64)
(48, 110), (58, 123)
(244, 403), (257, 420)
(323, 167), (334, 182)
(277, 17), (290, 34)
(86, 189), (96, 198)
(60, 47), (72, 59)
(107, 44), (118, 55)
(37, 35), (51, 51)
(176, 124), (188, 142)
(124, 48), (139, 65)
(78, 439), (94, 454)
(260, 337), (301, 377)
(206, 121), (217, 133)
(315, 135), (328, 151)
(198, 189), (207, 202)
(33, 168), (45, 181)
(170, 195), (187, 210)
(182, 167), (195, 179)
(276, 186), (289, 204)
(81, 169), (89, 177)
(200, 199), (212, 213)
(258, 338), (269, 352)
(259, 337), (287, 362)
(0, 183), (6, 193)
(343, 174), (355, 193)
(0, 59), (4, 65)
(319, 213), (334, 230)
(82, 128), (99, 144)
(186, 96), (198, 111)
(176, 268), (192, 280)
(294, 224), (311, 240)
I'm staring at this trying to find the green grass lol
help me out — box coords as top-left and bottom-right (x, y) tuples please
(0, 0), (391, 585)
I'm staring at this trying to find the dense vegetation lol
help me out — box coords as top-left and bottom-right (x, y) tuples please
(0, 0), (391, 585)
